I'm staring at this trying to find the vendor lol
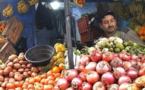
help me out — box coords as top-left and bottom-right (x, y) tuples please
(97, 11), (144, 45)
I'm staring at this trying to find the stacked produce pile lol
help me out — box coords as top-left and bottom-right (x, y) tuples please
(0, 43), (66, 90)
(0, 37), (145, 90)
(52, 37), (145, 90)
(137, 26), (145, 41)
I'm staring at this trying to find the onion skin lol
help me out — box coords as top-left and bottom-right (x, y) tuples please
(138, 67), (145, 76)
(80, 55), (90, 65)
(110, 57), (123, 68)
(81, 82), (92, 90)
(118, 75), (132, 85)
(71, 77), (83, 89)
(119, 83), (130, 90)
(93, 81), (106, 90)
(85, 62), (97, 71)
(86, 71), (100, 84)
(126, 69), (138, 80)
(64, 69), (78, 82)
(107, 84), (119, 90)
(89, 50), (102, 63)
(96, 61), (111, 74)
(113, 67), (126, 79)
(57, 78), (69, 90)
(101, 72), (115, 85)
(123, 61), (132, 71)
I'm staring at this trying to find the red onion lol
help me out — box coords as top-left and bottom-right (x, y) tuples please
(110, 57), (123, 68)
(126, 69), (138, 80)
(131, 54), (138, 60)
(89, 50), (102, 63)
(78, 72), (86, 81)
(114, 53), (119, 57)
(118, 75), (132, 85)
(71, 77), (83, 89)
(122, 61), (132, 71)
(64, 69), (78, 82)
(138, 54), (145, 63)
(85, 62), (97, 71)
(107, 84), (119, 90)
(82, 82), (92, 90)
(140, 62), (145, 69)
(57, 78), (69, 90)
(113, 67), (126, 79)
(96, 61), (111, 74)
(86, 71), (100, 84)
(101, 72), (115, 85)
(139, 67), (145, 76)
(80, 55), (90, 65)
(75, 63), (85, 72)
(93, 81), (106, 90)
(66, 87), (75, 90)
(119, 83), (130, 90)
(130, 59), (140, 70)
(118, 51), (126, 60)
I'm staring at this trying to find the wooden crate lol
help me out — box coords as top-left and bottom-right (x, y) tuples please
(1, 16), (24, 45)
(80, 28), (105, 45)
(0, 39), (17, 63)
(77, 16), (90, 34)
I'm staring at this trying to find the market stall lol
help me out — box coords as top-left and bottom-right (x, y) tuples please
(0, 0), (145, 90)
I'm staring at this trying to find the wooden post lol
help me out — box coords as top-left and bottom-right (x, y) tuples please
(64, 0), (74, 69)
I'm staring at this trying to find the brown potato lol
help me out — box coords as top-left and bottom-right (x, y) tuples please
(135, 75), (145, 87)
(8, 54), (18, 61)
(3, 66), (12, 75)
(128, 84), (142, 90)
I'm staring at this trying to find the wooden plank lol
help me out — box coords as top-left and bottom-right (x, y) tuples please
(0, 39), (17, 63)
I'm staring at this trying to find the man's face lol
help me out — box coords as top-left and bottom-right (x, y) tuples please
(99, 15), (117, 34)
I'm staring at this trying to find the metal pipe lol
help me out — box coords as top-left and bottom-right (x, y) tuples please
(64, 0), (74, 69)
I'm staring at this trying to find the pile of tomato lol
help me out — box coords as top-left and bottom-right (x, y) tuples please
(0, 52), (65, 90)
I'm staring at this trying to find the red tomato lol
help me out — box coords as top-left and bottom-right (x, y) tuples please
(34, 75), (42, 82)
(6, 82), (15, 89)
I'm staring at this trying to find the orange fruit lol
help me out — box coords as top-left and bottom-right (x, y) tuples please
(59, 63), (65, 70)
(52, 66), (60, 73)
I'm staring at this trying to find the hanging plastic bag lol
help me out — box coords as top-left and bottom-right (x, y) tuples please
(36, 1), (54, 30)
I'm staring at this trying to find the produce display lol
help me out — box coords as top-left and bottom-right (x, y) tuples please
(51, 43), (66, 66)
(0, 43), (66, 90)
(0, 37), (145, 90)
(137, 26), (145, 41)
(2, 4), (14, 17)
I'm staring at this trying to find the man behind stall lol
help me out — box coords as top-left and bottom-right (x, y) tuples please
(97, 11), (144, 45)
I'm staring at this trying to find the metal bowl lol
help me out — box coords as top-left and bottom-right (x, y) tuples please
(24, 45), (55, 66)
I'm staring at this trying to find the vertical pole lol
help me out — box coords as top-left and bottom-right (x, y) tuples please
(64, 0), (74, 69)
